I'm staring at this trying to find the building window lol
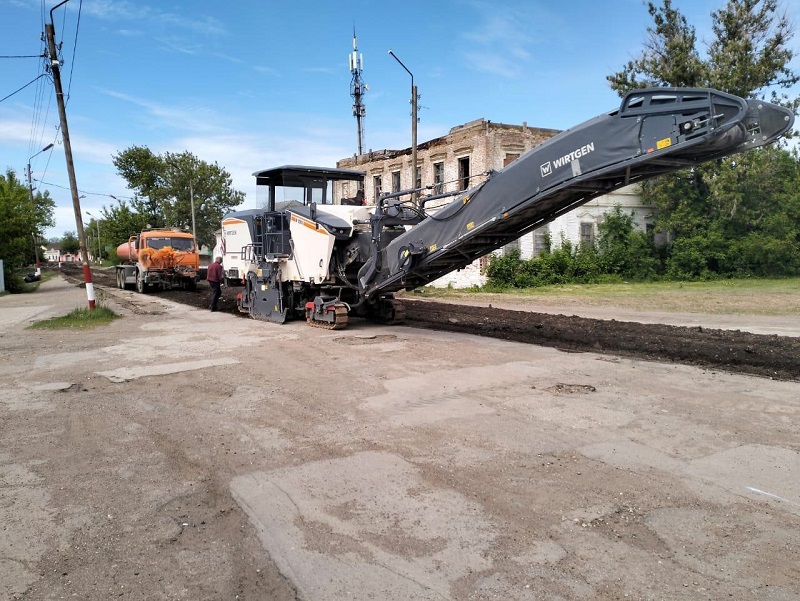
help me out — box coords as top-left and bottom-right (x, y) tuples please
(479, 255), (491, 275)
(580, 222), (594, 246)
(415, 165), (422, 190)
(533, 226), (550, 255)
(458, 157), (470, 191)
(504, 153), (520, 167)
(391, 171), (401, 193)
(433, 162), (444, 194)
(373, 175), (382, 201)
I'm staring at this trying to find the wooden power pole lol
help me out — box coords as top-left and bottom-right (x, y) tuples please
(46, 0), (95, 309)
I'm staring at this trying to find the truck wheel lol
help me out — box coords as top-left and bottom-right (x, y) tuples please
(136, 270), (148, 294)
(116, 270), (125, 289)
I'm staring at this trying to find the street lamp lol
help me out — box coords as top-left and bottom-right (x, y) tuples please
(388, 50), (418, 207)
(85, 210), (101, 263)
(27, 143), (54, 271)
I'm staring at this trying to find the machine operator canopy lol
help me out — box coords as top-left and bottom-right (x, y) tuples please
(253, 165), (365, 211)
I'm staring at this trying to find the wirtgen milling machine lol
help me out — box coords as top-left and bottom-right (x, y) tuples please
(234, 88), (794, 329)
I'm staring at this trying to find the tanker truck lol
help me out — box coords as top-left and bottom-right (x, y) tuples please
(114, 229), (199, 293)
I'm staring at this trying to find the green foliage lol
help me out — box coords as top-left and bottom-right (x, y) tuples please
(486, 239), (606, 288)
(486, 206), (660, 288)
(665, 230), (728, 279)
(112, 146), (245, 249)
(607, 0), (708, 92)
(597, 205), (659, 280)
(59, 231), (80, 255)
(0, 168), (55, 292)
(28, 303), (119, 330)
(608, 0), (798, 110)
(731, 233), (800, 276)
(606, 0), (800, 282)
(99, 199), (151, 261)
(707, 0), (799, 110)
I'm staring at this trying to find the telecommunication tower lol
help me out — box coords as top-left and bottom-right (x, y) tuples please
(349, 30), (367, 156)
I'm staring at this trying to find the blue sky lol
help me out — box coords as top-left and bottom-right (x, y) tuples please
(2, 0), (799, 239)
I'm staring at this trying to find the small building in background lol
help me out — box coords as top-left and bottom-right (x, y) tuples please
(43, 246), (61, 262)
(337, 118), (655, 288)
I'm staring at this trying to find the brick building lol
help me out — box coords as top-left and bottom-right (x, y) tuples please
(336, 118), (655, 288)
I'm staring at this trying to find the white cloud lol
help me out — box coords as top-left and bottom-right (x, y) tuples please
(97, 88), (231, 136)
(458, 1), (555, 78)
(80, 0), (227, 37)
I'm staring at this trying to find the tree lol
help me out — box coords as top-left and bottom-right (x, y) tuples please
(59, 231), (80, 256)
(608, 0), (800, 278)
(597, 205), (658, 280)
(99, 198), (151, 259)
(112, 146), (245, 248)
(608, 0), (798, 106)
(0, 168), (55, 289)
(607, 0), (707, 93)
(707, 0), (799, 109)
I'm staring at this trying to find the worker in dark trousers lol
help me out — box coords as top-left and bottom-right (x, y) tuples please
(207, 256), (224, 311)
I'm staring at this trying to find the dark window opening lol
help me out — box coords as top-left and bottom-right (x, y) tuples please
(580, 222), (594, 246)
(391, 171), (400, 193)
(504, 153), (520, 167)
(533, 226), (550, 255)
(458, 157), (470, 191)
(433, 162), (444, 194)
(373, 175), (382, 201)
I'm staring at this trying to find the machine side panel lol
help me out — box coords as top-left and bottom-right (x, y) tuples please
(283, 211), (336, 284)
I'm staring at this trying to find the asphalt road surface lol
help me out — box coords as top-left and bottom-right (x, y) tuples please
(2, 273), (799, 600)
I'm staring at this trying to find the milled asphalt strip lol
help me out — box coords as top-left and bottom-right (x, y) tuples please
(96, 357), (239, 383)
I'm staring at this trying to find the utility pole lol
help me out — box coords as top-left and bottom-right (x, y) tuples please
(46, 0), (95, 309)
(349, 30), (367, 157)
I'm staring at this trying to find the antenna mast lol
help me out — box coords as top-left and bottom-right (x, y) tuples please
(349, 30), (367, 156)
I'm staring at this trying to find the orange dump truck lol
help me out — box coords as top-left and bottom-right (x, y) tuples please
(114, 229), (199, 293)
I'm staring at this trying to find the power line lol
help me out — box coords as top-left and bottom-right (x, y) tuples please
(66, 0), (83, 103)
(0, 54), (45, 58)
(28, 31), (52, 161)
(34, 178), (134, 201)
(0, 73), (48, 104)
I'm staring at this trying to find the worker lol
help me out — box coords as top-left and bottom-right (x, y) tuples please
(207, 256), (224, 312)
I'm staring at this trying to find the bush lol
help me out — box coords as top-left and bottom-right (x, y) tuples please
(730, 234), (800, 276)
(486, 240), (604, 288)
(597, 205), (659, 280)
(666, 231), (729, 279)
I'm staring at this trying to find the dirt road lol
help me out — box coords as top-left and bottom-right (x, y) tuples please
(2, 274), (799, 600)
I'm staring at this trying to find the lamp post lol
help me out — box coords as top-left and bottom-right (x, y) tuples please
(27, 143), (54, 272)
(388, 50), (418, 207)
(85, 210), (101, 263)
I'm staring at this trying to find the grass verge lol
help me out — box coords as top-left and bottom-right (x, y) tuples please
(28, 304), (120, 330)
(407, 278), (800, 316)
